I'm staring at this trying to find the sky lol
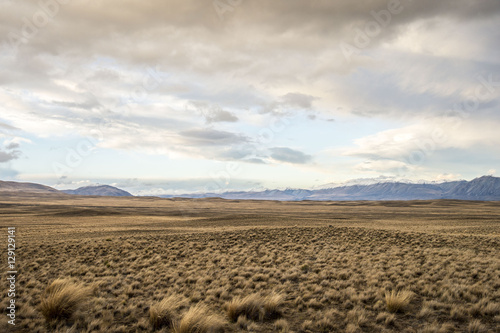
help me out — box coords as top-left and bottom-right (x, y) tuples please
(0, 0), (499, 195)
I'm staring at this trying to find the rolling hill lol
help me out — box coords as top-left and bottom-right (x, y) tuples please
(62, 185), (133, 197)
(0, 180), (60, 194)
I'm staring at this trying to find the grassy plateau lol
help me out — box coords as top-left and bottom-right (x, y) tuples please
(0, 193), (499, 332)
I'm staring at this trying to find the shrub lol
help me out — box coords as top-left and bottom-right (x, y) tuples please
(40, 279), (93, 322)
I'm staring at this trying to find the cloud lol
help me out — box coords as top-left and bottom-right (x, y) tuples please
(0, 0), (499, 187)
(179, 129), (248, 146)
(435, 173), (462, 181)
(344, 116), (500, 161)
(5, 142), (20, 150)
(270, 147), (312, 164)
(0, 149), (20, 163)
(188, 101), (238, 123)
(281, 93), (316, 109)
(0, 122), (19, 131)
(354, 160), (409, 173)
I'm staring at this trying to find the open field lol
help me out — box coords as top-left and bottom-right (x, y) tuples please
(1, 194), (499, 332)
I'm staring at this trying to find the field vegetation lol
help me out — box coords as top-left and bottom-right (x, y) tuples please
(0, 193), (499, 332)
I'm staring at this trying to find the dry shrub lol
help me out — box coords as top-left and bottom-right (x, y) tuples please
(40, 279), (93, 322)
(149, 294), (187, 330)
(385, 289), (413, 313)
(173, 303), (226, 333)
(225, 292), (284, 322)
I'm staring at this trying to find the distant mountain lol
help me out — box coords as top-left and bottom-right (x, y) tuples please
(0, 180), (60, 194)
(62, 185), (133, 197)
(159, 176), (500, 201)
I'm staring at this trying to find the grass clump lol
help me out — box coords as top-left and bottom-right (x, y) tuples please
(225, 294), (263, 321)
(40, 279), (93, 322)
(173, 303), (226, 333)
(225, 292), (284, 322)
(149, 294), (187, 330)
(385, 289), (413, 313)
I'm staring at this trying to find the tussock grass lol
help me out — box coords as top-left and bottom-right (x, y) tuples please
(385, 289), (413, 313)
(149, 294), (187, 330)
(225, 294), (263, 321)
(273, 318), (289, 332)
(8, 197), (500, 332)
(225, 292), (284, 322)
(173, 303), (226, 333)
(40, 279), (93, 322)
(263, 292), (285, 319)
(468, 319), (486, 333)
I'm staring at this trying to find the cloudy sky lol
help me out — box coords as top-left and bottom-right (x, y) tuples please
(1, 0), (499, 195)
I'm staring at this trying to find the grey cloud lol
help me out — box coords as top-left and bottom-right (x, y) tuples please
(281, 93), (316, 109)
(188, 101), (238, 123)
(51, 97), (101, 110)
(207, 109), (238, 123)
(260, 92), (318, 115)
(0, 149), (20, 163)
(270, 147), (312, 164)
(179, 129), (248, 146)
(0, 122), (19, 131)
(5, 142), (20, 150)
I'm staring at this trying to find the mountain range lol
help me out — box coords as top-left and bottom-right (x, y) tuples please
(0, 176), (499, 201)
(158, 176), (500, 201)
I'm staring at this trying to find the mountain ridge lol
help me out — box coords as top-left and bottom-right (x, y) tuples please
(159, 176), (500, 201)
(1, 176), (499, 201)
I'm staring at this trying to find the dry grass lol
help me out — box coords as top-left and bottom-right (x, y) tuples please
(149, 294), (187, 330)
(385, 289), (413, 313)
(173, 303), (226, 333)
(225, 294), (265, 322)
(40, 279), (93, 322)
(273, 318), (289, 332)
(1, 194), (499, 332)
(225, 292), (284, 322)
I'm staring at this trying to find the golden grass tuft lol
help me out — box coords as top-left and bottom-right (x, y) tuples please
(225, 292), (284, 322)
(40, 279), (93, 322)
(149, 294), (187, 330)
(263, 292), (285, 319)
(273, 318), (290, 332)
(385, 289), (413, 313)
(225, 294), (264, 322)
(173, 303), (226, 333)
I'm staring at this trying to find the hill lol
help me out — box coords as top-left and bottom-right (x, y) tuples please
(0, 180), (60, 194)
(62, 185), (133, 197)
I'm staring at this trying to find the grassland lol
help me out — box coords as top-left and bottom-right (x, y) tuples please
(0, 193), (499, 332)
